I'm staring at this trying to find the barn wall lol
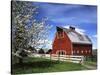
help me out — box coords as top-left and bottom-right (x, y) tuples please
(72, 44), (92, 56)
(52, 32), (72, 55)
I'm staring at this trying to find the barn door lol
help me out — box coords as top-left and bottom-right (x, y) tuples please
(57, 50), (66, 55)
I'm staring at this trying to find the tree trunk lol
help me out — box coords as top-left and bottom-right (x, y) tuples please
(19, 57), (23, 64)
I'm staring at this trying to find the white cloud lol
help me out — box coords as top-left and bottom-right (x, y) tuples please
(45, 40), (52, 49)
(37, 39), (52, 49)
(63, 25), (86, 34)
(92, 34), (97, 38)
(51, 17), (75, 23)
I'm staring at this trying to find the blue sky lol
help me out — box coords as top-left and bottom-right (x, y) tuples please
(32, 2), (97, 49)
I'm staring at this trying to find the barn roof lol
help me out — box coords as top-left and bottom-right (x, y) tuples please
(57, 26), (92, 44)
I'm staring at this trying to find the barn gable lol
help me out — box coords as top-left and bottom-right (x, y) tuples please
(52, 26), (72, 55)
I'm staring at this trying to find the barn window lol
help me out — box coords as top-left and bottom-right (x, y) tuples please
(62, 51), (65, 55)
(60, 51), (63, 55)
(85, 50), (87, 54)
(89, 50), (91, 53)
(72, 50), (73, 54)
(58, 51), (60, 55)
(57, 31), (64, 39)
(77, 50), (79, 54)
(81, 50), (83, 53)
(57, 51), (65, 55)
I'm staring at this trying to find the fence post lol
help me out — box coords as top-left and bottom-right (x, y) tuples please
(68, 55), (70, 62)
(80, 56), (84, 64)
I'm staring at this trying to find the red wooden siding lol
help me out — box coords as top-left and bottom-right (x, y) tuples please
(52, 31), (72, 55)
(72, 44), (92, 56)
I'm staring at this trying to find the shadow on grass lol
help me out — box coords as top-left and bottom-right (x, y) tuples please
(12, 60), (59, 69)
(11, 59), (61, 74)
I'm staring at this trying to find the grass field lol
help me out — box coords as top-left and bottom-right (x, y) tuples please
(12, 57), (88, 74)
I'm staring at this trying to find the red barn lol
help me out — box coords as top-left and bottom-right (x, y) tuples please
(52, 26), (92, 56)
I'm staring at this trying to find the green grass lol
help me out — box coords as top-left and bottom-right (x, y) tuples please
(84, 61), (97, 66)
(12, 57), (87, 74)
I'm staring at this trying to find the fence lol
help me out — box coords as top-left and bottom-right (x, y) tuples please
(50, 54), (84, 64)
(31, 54), (84, 64)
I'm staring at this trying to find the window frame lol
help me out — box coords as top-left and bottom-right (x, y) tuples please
(57, 31), (64, 39)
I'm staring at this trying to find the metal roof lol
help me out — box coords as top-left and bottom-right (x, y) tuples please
(57, 26), (92, 44)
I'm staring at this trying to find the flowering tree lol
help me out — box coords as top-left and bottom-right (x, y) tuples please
(28, 20), (52, 49)
(12, 1), (52, 63)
